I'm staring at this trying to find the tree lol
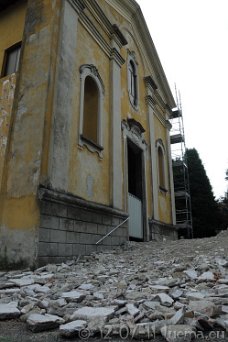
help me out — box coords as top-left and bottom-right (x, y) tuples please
(185, 148), (219, 238)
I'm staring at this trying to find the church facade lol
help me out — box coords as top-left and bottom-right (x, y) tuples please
(0, 0), (177, 268)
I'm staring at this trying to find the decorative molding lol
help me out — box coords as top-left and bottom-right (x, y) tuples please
(144, 76), (158, 91)
(156, 138), (166, 152)
(80, 64), (105, 94)
(112, 24), (128, 47)
(78, 64), (104, 157)
(105, 0), (176, 109)
(145, 95), (156, 109)
(110, 48), (125, 67)
(38, 186), (128, 218)
(79, 11), (112, 57)
(122, 118), (147, 150)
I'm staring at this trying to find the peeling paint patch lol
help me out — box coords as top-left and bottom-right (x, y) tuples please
(0, 74), (17, 189)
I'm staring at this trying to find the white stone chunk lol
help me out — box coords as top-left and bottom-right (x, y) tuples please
(0, 288), (20, 295)
(169, 289), (183, 299)
(188, 300), (216, 317)
(126, 303), (140, 317)
(150, 285), (170, 292)
(9, 276), (34, 287)
(27, 313), (64, 332)
(183, 269), (198, 280)
(61, 290), (86, 302)
(185, 291), (205, 301)
(0, 302), (20, 320)
(168, 307), (185, 325)
(198, 271), (215, 282)
(78, 283), (95, 291)
(59, 320), (87, 337)
(70, 306), (116, 321)
(155, 293), (174, 307)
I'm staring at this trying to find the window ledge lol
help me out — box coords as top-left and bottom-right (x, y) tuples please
(159, 186), (168, 194)
(79, 135), (104, 157)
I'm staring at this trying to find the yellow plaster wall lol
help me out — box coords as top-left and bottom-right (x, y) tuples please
(0, 1), (27, 74)
(0, 0), (61, 266)
(154, 115), (172, 223)
(68, 22), (110, 205)
(0, 1), (27, 196)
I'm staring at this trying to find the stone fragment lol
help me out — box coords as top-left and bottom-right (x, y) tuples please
(154, 293), (174, 307)
(188, 300), (217, 317)
(183, 269), (198, 280)
(161, 324), (196, 342)
(198, 271), (215, 282)
(59, 320), (87, 337)
(168, 307), (185, 325)
(218, 279), (228, 284)
(27, 313), (64, 332)
(185, 291), (205, 301)
(215, 318), (228, 330)
(70, 306), (116, 321)
(61, 290), (86, 303)
(133, 320), (166, 339)
(9, 277), (34, 287)
(169, 288), (183, 299)
(33, 274), (54, 285)
(93, 292), (105, 300)
(0, 302), (20, 320)
(150, 285), (170, 292)
(221, 305), (228, 314)
(78, 283), (95, 291)
(21, 303), (35, 314)
(0, 288), (20, 295)
(126, 303), (140, 317)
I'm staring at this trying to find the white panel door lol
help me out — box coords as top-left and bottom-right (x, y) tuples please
(128, 193), (143, 239)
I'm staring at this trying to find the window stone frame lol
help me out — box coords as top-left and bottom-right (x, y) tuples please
(79, 64), (105, 156)
(127, 51), (139, 110)
(156, 139), (168, 193)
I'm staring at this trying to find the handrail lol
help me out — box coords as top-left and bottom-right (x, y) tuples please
(96, 217), (129, 245)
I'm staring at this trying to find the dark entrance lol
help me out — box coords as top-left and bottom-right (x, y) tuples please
(127, 140), (144, 240)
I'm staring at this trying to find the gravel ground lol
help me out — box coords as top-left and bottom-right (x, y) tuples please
(0, 230), (228, 341)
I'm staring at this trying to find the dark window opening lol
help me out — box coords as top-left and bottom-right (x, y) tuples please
(158, 146), (165, 189)
(83, 76), (99, 144)
(128, 141), (143, 200)
(128, 60), (137, 106)
(2, 43), (21, 77)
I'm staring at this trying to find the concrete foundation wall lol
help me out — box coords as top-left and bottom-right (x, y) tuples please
(149, 219), (178, 242)
(38, 187), (128, 265)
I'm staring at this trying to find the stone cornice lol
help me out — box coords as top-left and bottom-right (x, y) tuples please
(105, 0), (176, 109)
(84, 1), (128, 48)
(38, 186), (128, 218)
(110, 48), (125, 66)
(144, 76), (158, 91)
(112, 24), (128, 47)
(79, 11), (111, 57)
(145, 95), (156, 109)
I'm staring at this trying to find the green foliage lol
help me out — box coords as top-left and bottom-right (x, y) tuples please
(225, 169), (228, 181)
(186, 148), (219, 238)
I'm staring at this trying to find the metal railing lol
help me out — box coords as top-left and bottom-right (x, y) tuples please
(96, 217), (129, 245)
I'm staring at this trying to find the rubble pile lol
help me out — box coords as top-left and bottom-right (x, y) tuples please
(0, 230), (228, 341)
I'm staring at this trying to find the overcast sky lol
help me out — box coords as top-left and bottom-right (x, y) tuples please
(137, 0), (228, 199)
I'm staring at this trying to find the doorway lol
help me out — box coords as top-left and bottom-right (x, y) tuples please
(127, 140), (144, 240)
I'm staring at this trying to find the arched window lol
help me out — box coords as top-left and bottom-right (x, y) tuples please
(79, 65), (104, 154)
(158, 146), (165, 189)
(83, 76), (99, 144)
(127, 53), (138, 108)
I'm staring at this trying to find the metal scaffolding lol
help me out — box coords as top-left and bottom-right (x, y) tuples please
(170, 90), (193, 238)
